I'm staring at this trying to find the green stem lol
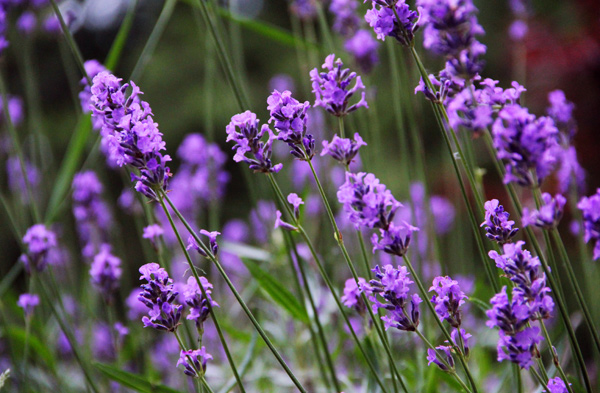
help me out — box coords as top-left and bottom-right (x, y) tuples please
(537, 318), (573, 393)
(173, 331), (204, 393)
(338, 116), (346, 139)
(157, 193), (246, 393)
(162, 192), (308, 393)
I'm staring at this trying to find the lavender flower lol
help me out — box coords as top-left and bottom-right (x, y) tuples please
(187, 230), (220, 258)
(578, 189), (600, 260)
(310, 54), (368, 117)
(274, 210), (298, 232)
(143, 224), (164, 247)
(17, 293), (39, 317)
(267, 90), (315, 160)
(522, 193), (566, 229)
(183, 276), (218, 329)
(16, 11), (36, 34)
(364, 1), (419, 46)
(430, 195), (455, 235)
(546, 377), (569, 393)
(480, 199), (519, 244)
(429, 276), (467, 328)
(0, 95), (24, 126)
(556, 146), (586, 194)
(341, 277), (372, 315)
(371, 221), (418, 257)
(269, 74), (295, 93)
(79, 60), (106, 115)
(90, 72), (171, 200)
(89, 245), (122, 300)
(369, 265), (421, 331)
(330, 0), (360, 37)
(492, 104), (560, 187)
(177, 347), (212, 378)
(547, 90), (576, 139)
(287, 193), (304, 220)
(321, 133), (366, 166)
(126, 288), (146, 321)
(427, 346), (454, 371)
(20, 224), (57, 273)
(344, 29), (380, 74)
(226, 110), (282, 173)
(138, 263), (183, 332)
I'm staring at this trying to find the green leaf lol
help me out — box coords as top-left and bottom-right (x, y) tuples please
(104, 0), (138, 70)
(94, 363), (180, 393)
(242, 258), (308, 324)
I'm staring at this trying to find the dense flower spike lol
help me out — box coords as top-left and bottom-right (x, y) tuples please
(492, 104), (560, 187)
(89, 245), (122, 300)
(429, 276), (467, 328)
(486, 287), (543, 369)
(341, 277), (372, 315)
(177, 347), (212, 378)
(364, 1), (419, 46)
(522, 193), (566, 229)
(90, 72), (171, 200)
(79, 60), (106, 116)
(371, 222), (418, 257)
(417, 0), (486, 80)
(267, 90), (315, 160)
(183, 276), (218, 329)
(138, 263), (183, 332)
(321, 133), (366, 166)
(369, 265), (421, 331)
(489, 241), (554, 319)
(578, 189), (600, 260)
(72, 171), (112, 258)
(344, 29), (380, 74)
(226, 110), (282, 173)
(17, 293), (39, 317)
(546, 377), (569, 393)
(20, 224), (57, 273)
(310, 54), (368, 117)
(187, 229), (220, 258)
(481, 199), (519, 244)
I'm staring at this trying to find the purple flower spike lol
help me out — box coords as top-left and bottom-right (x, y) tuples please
(17, 293), (40, 317)
(187, 230), (220, 257)
(371, 221), (418, 257)
(480, 199), (519, 244)
(364, 1), (419, 46)
(21, 224), (58, 273)
(226, 110), (283, 173)
(90, 245), (122, 300)
(522, 193), (566, 229)
(138, 263), (182, 332)
(546, 377), (569, 393)
(429, 276), (467, 328)
(310, 54), (368, 117)
(321, 132), (366, 166)
(427, 346), (454, 371)
(183, 276), (218, 329)
(578, 189), (600, 260)
(177, 347), (212, 378)
(344, 30), (380, 74)
(341, 277), (373, 316)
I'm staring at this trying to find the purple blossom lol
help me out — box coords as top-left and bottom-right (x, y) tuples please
(17, 293), (39, 317)
(330, 0), (360, 37)
(509, 20), (528, 41)
(344, 29), (380, 74)
(430, 195), (455, 235)
(546, 377), (569, 393)
(187, 230), (220, 258)
(183, 276), (218, 329)
(429, 276), (467, 328)
(274, 210), (298, 232)
(20, 224), (57, 273)
(90, 72), (171, 200)
(126, 288), (146, 321)
(492, 104), (560, 187)
(480, 199), (519, 244)
(522, 193), (566, 229)
(268, 74), (295, 93)
(310, 54), (368, 117)
(0, 95), (24, 126)
(556, 146), (586, 194)
(341, 277), (372, 315)
(451, 328), (472, 357)
(547, 90), (576, 139)
(16, 11), (36, 34)
(89, 245), (122, 299)
(79, 60), (107, 116)
(321, 132), (366, 166)
(578, 189), (600, 260)
(177, 347), (212, 378)
(287, 193), (304, 219)
(143, 224), (164, 245)
(226, 110), (282, 173)
(427, 346), (454, 371)
(138, 263), (183, 332)
(364, 1), (419, 46)
(369, 265), (421, 331)
(371, 221), (418, 257)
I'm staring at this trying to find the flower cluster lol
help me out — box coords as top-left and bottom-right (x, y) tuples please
(364, 1), (419, 46)
(137, 263), (183, 332)
(182, 276), (218, 329)
(310, 54), (368, 117)
(578, 189), (600, 260)
(79, 60), (106, 122)
(522, 193), (566, 229)
(492, 104), (560, 187)
(20, 224), (57, 273)
(267, 90), (315, 160)
(177, 347), (212, 378)
(72, 171), (112, 259)
(369, 265), (421, 331)
(341, 277), (372, 316)
(546, 377), (569, 393)
(480, 199), (519, 244)
(226, 110), (282, 173)
(429, 276), (467, 328)
(320, 132), (366, 166)
(426, 329), (473, 372)
(89, 245), (122, 301)
(90, 72), (171, 200)
(417, 0), (486, 80)
(187, 229), (220, 258)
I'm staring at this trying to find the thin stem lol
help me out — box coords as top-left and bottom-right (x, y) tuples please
(536, 318), (573, 393)
(157, 194), (246, 393)
(162, 192), (308, 393)
(338, 116), (346, 139)
(173, 331), (204, 393)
